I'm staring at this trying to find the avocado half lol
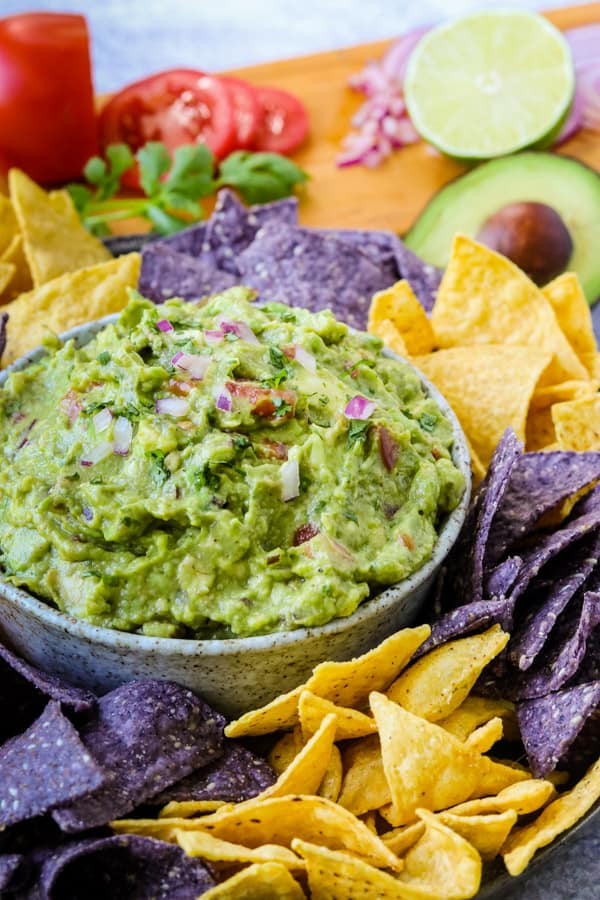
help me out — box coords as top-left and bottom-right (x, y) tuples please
(405, 153), (600, 305)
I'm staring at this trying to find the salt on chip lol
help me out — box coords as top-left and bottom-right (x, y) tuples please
(414, 346), (552, 466)
(1, 253), (140, 367)
(200, 861), (306, 899)
(338, 735), (390, 816)
(293, 839), (434, 900)
(298, 690), (377, 740)
(318, 744), (343, 803)
(175, 829), (304, 869)
(386, 625), (509, 721)
(542, 272), (597, 366)
(437, 808), (517, 860)
(464, 717), (504, 754)
(258, 713), (337, 799)
(183, 794), (401, 870)
(431, 235), (587, 384)
(446, 779), (556, 818)
(502, 757), (600, 875)
(552, 395), (600, 451)
(437, 695), (517, 742)
(398, 808), (482, 900)
(368, 281), (435, 355)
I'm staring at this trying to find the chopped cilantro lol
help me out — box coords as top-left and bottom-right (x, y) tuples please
(97, 351), (111, 365)
(233, 435), (251, 450)
(90, 475), (104, 485)
(272, 397), (293, 418)
(346, 419), (370, 450)
(269, 346), (287, 369)
(225, 332), (240, 342)
(146, 449), (170, 486)
(192, 463), (221, 491)
(344, 511), (359, 524)
(112, 403), (140, 421)
(419, 412), (437, 433)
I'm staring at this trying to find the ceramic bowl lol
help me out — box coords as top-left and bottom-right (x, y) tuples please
(0, 316), (471, 717)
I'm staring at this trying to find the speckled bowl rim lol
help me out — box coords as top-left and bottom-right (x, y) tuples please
(0, 312), (471, 657)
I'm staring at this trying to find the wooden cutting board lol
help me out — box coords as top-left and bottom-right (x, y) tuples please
(224, 2), (600, 235)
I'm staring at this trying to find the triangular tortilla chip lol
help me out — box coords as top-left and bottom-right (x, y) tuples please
(299, 690), (376, 740)
(369, 281), (435, 355)
(0, 194), (19, 255)
(201, 862), (306, 899)
(0, 234), (33, 299)
(542, 272), (597, 365)
(258, 714), (336, 800)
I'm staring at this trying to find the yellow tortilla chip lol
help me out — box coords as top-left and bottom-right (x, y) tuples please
(2, 253), (141, 367)
(184, 794), (401, 870)
(464, 434), (487, 485)
(526, 404), (558, 452)
(0, 262), (15, 299)
(112, 815), (210, 843)
(318, 744), (343, 803)
(175, 829), (304, 869)
(338, 735), (390, 816)
(0, 234), (33, 299)
(581, 351), (600, 381)
(267, 728), (304, 775)
(543, 272), (597, 364)
(472, 758), (529, 798)
(447, 779), (556, 818)
(0, 194), (19, 256)
(225, 625), (430, 738)
(437, 695), (517, 743)
(382, 822), (426, 856)
(502, 757), (600, 876)
(414, 345), (552, 466)
(398, 808), (482, 899)
(437, 808), (517, 860)
(386, 625), (509, 721)
(368, 316), (410, 358)
(299, 690), (377, 741)
(552, 395), (600, 451)
(369, 281), (435, 356)
(9, 168), (111, 286)
(259, 713), (337, 799)
(530, 379), (597, 409)
(294, 839), (432, 900)
(464, 717), (504, 754)
(158, 800), (230, 819)
(201, 862), (306, 899)
(431, 235), (588, 383)
(48, 188), (81, 223)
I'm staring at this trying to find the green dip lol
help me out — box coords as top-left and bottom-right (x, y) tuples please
(0, 289), (464, 638)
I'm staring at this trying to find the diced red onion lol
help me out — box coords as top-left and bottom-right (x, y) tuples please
(204, 329), (224, 344)
(156, 319), (173, 333)
(172, 351), (210, 380)
(60, 395), (82, 425)
(344, 395), (375, 419)
(215, 389), (233, 412)
(82, 506), (93, 522)
(113, 416), (133, 456)
(219, 319), (260, 344)
(294, 345), (316, 373)
(155, 396), (190, 417)
(92, 407), (112, 434)
(80, 441), (113, 466)
(281, 458), (300, 501)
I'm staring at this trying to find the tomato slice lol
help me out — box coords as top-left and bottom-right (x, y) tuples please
(99, 69), (237, 187)
(219, 76), (261, 149)
(251, 86), (309, 155)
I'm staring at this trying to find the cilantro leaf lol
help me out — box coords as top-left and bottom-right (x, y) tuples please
(137, 142), (172, 196)
(217, 151), (308, 204)
(419, 412), (437, 433)
(346, 419), (370, 450)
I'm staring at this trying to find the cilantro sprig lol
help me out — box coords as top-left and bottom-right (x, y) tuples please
(67, 142), (308, 237)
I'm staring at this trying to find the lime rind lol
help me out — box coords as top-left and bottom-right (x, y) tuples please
(404, 10), (575, 160)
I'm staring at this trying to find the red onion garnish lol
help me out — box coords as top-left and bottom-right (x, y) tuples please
(80, 441), (113, 466)
(156, 319), (173, 333)
(113, 416), (133, 456)
(294, 344), (316, 373)
(344, 395), (375, 420)
(213, 383), (233, 412)
(82, 506), (94, 522)
(155, 397), (190, 417)
(172, 351), (210, 380)
(281, 458), (300, 501)
(92, 407), (112, 434)
(204, 329), (225, 344)
(219, 319), (260, 344)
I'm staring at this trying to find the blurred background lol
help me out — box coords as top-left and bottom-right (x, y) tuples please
(0, 0), (572, 91)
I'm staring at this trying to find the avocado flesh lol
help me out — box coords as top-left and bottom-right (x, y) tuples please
(405, 153), (600, 305)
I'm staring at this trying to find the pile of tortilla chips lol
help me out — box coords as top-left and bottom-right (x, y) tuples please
(0, 169), (140, 368)
(368, 235), (600, 481)
(113, 625), (600, 898)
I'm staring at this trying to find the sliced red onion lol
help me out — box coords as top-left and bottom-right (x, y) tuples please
(113, 416), (133, 456)
(80, 441), (113, 466)
(92, 407), (113, 434)
(204, 328), (225, 344)
(219, 319), (260, 344)
(214, 384), (233, 412)
(172, 351), (210, 380)
(155, 396), (190, 417)
(281, 458), (300, 502)
(156, 319), (173, 333)
(344, 395), (375, 420)
(556, 25), (600, 145)
(293, 345), (316, 373)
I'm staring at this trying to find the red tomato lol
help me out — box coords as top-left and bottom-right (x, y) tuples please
(99, 69), (237, 188)
(252, 86), (309, 155)
(0, 13), (97, 183)
(219, 76), (261, 149)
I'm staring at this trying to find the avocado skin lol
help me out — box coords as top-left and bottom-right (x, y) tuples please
(405, 153), (600, 305)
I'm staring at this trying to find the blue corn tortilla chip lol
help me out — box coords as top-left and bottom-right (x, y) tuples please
(52, 681), (224, 833)
(38, 834), (215, 900)
(0, 853), (25, 892)
(150, 740), (276, 806)
(509, 531), (600, 671)
(138, 244), (237, 304)
(314, 228), (399, 283)
(237, 221), (394, 330)
(486, 556), (523, 599)
(0, 702), (106, 828)
(0, 312), (7, 365)
(517, 680), (600, 777)
(485, 451), (600, 567)
(572, 626), (600, 684)
(161, 220), (210, 257)
(413, 597), (516, 660)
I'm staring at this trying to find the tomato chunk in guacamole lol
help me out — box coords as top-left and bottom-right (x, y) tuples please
(0, 289), (464, 638)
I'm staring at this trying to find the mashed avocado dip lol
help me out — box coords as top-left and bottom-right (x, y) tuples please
(0, 289), (464, 638)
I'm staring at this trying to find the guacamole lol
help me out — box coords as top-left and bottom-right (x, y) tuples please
(0, 290), (464, 638)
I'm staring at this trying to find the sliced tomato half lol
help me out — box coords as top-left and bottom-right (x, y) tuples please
(219, 76), (261, 149)
(252, 86), (309, 155)
(99, 68), (237, 188)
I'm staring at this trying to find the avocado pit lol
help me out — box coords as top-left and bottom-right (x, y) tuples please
(476, 201), (573, 286)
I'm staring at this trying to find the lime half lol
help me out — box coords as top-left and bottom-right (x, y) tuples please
(404, 10), (575, 159)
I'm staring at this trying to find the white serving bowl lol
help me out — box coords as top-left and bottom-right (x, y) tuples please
(0, 315), (471, 717)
